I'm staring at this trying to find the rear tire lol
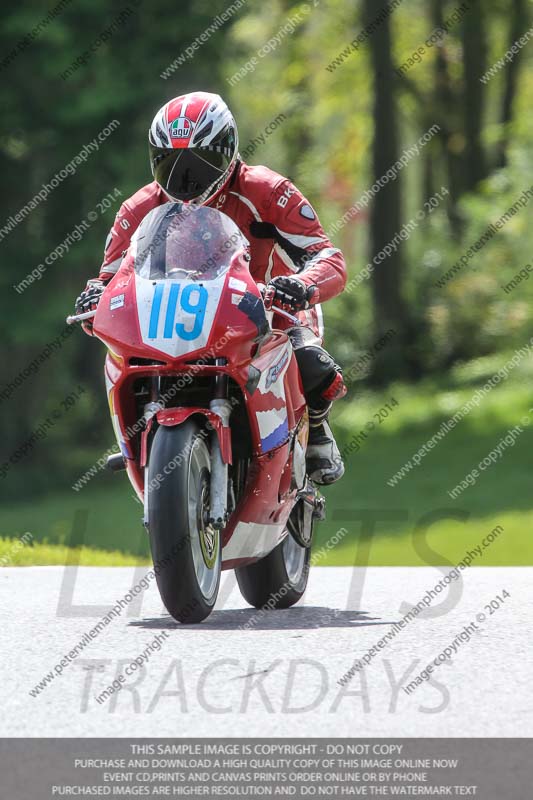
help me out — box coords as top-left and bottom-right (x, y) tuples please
(147, 420), (221, 624)
(235, 507), (311, 610)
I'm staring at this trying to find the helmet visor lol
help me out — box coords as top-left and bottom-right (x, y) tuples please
(150, 146), (232, 201)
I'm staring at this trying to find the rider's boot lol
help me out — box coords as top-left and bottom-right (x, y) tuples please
(306, 403), (345, 485)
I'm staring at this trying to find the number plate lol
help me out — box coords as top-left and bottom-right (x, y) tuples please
(135, 275), (224, 356)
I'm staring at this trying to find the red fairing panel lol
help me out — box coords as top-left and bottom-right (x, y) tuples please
(242, 333), (305, 455)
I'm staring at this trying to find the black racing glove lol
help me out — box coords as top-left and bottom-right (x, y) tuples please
(75, 279), (106, 336)
(268, 275), (318, 312)
(75, 280), (105, 315)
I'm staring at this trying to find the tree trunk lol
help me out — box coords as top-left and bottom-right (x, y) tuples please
(462, 0), (489, 190)
(497, 0), (528, 168)
(431, 0), (464, 235)
(364, 0), (414, 379)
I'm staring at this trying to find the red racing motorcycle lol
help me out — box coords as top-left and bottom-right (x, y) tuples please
(68, 203), (325, 623)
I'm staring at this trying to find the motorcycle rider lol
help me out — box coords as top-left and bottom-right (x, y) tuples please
(76, 92), (347, 484)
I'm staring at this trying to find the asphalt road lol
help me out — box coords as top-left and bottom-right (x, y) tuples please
(1, 565), (531, 737)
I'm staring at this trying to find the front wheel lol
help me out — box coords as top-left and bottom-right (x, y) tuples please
(235, 509), (311, 610)
(147, 420), (221, 624)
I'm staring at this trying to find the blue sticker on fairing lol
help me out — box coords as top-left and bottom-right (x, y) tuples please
(119, 440), (132, 459)
(261, 419), (289, 451)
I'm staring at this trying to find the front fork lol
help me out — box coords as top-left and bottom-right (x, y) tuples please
(209, 363), (232, 529)
(142, 376), (163, 529)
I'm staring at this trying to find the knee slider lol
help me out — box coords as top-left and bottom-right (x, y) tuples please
(322, 371), (347, 401)
(294, 345), (338, 394)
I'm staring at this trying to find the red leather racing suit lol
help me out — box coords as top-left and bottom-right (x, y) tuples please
(99, 161), (346, 338)
(98, 161), (347, 408)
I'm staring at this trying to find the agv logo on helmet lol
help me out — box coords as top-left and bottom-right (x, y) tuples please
(170, 117), (193, 140)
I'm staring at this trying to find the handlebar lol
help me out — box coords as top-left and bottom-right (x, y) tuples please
(66, 285), (302, 327)
(66, 310), (97, 325)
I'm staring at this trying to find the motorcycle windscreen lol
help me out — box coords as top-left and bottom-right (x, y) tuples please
(131, 202), (248, 281)
(130, 203), (248, 357)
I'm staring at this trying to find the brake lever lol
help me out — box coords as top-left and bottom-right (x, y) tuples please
(262, 286), (276, 311)
(259, 287), (300, 327)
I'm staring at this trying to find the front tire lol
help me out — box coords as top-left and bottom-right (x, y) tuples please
(147, 420), (221, 624)
(235, 509), (311, 610)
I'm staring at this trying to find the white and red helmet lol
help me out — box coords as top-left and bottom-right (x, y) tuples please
(148, 91), (239, 205)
